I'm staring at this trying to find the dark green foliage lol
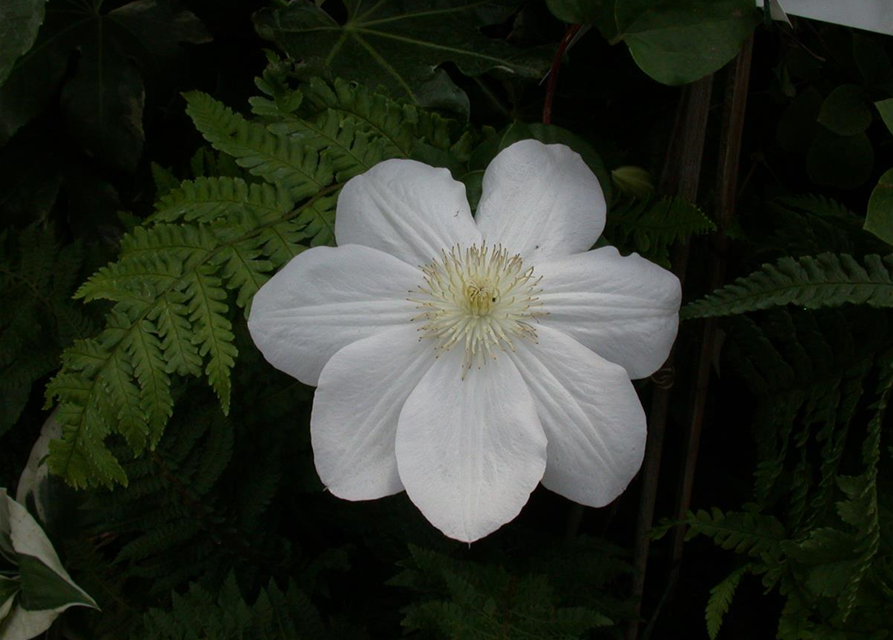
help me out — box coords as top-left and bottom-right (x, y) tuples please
(673, 185), (893, 637)
(681, 253), (893, 320)
(0, 227), (94, 437)
(603, 196), (716, 268)
(80, 396), (288, 600)
(253, 0), (549, 112)
(139, 573), (329, 640)
(392, 543), (620, 639)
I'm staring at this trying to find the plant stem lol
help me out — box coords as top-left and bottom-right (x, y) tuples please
(626, 74), (714, 640)
(542, 24), (582, 125)
(668, 32), (754, 584)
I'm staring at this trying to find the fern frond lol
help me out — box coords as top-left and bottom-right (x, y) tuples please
(605, 196), (716, 268)
(140, 573), (326, 640)
(292, 77), (420, 158)
(184, 91), (334, 200)
(706, 565), (749, 639)
(833, 353), (893, 619)
(184, 268), (238, 414)
(0, 227), (94, 435)
(151, 177), (295, 225)
(682, 253), (893, 320)
(150, 292), (202, 377)
(683, 508), (786, 559)
(212, 241), (273, 311)
(126, 319), (174, 446)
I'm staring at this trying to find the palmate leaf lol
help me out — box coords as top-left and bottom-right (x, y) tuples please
(253, 0), (549, 106)
(682, 253), (893, 320)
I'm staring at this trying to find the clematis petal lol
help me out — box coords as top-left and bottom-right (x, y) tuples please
(536, 246), (681, 379)
(311, 326), (435, 500)
(395, 348), (547, 542)
(248, 244), (419, 386)
(476, 140), (605, 262)
(336, 158), (481, 266)
(510, 325), (646, 508)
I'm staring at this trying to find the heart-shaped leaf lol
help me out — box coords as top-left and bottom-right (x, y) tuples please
(865, 168), (893, 246)
(614, 0), (759, 85)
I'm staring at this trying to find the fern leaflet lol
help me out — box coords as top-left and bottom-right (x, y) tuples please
(682, 253), (893, 320)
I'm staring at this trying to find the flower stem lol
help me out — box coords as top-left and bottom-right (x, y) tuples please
(542, 24), (582, 125)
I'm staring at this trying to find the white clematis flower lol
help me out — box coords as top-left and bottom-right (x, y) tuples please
(248, 139), (681, 543)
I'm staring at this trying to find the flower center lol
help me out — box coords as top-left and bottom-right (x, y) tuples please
(411, 244), (545, 375)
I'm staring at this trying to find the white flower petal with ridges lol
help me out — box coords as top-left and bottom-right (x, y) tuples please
(248, 245), (419, 386)
(510, 325), (646, 508)
(395, 348), (547, 542)
(536, 246), (681, 379)
(312, 326), (434, 500)
(336, 158), (481, 266)
(476, 140), (605, 262)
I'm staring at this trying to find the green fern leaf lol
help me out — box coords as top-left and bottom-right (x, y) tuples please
(185, 267), (237, 414)
(212, 241), (273, 311)
(150, 292), (203, 377)
(116, 520), (204, 564)
(605, 196), (716, 268)
(294, 193), (336, 247)
(126, 319), (174, 446)
(274, 107), (395, 182)
(255, 221), (308, 267)
(47, 387), (128, 489)
(151, 177), (294, 225)
(103, 348), (150, 453)
(684, 508), (786, 559)
(682, 253), (893, 320)
(295, 77), (417, 157)
(184, 91), (333, 200)
(706, 565), (749, 639)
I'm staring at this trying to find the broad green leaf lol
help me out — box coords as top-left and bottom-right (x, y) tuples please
(253, 0), (549, 106)
(546, 0), (618, 38)
(61, 47), (145, 172)
(0, 576), (18, 621)
(614, 0), (759, 85)
(806, 130), (874, 190)
(17, 555), (96, 612)
(0, 0), (207, 156)
(0, 0), (47, 88)
(877, 98), (893, 135)
(817, 85), (871, 136)
(104, 0), (211, 69)
(865, 168), (893, 246)
(0, 11), (72, 145)
(0, 491), (97, 640)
